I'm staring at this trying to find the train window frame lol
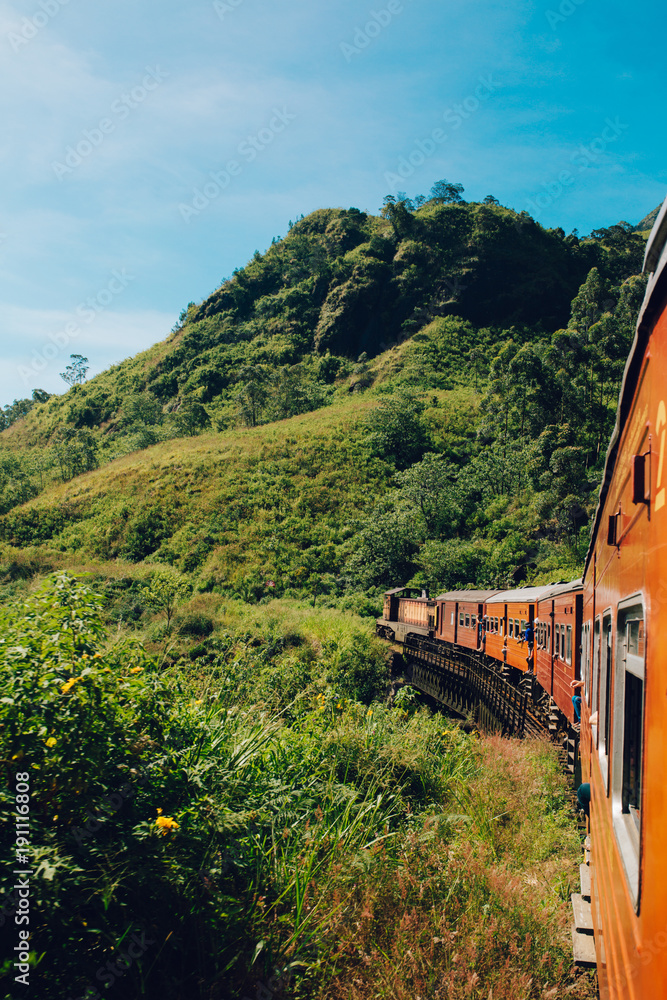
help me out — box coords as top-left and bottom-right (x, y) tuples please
(582, 621), (591, 701)
(598, 611), (612, 794)
(612, 596), (645, 912)
(515, 618), (520, 637)
(566, 625), (572, 665)
(592, 616), (601, 746)
(554, 623), (560, 658)
(459, 612), (464, 627)
(509, 620), (514, 637)
(450, 611), (455, 626)
(471, 614), (477, 627)
(465, 613), (470, 628)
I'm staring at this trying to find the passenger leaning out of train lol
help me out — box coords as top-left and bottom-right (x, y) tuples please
(519, 622), (534, 671)
(570, 678), (584, 723)
(520, 622), (534, 647)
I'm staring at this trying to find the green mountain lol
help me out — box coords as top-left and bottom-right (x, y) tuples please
(0, 194), (650, 602)
(633, 202), (662, 234)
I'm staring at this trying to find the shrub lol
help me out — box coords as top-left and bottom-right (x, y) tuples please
(176, 610), (215, 637)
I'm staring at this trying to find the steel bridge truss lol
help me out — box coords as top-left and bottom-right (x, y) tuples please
(404, 635), (527, 737)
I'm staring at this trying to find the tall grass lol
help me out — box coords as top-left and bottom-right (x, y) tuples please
(0, 576), (595, 1000)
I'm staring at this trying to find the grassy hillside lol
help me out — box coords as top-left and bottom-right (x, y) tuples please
(0, 192), (651, 603)
(0, 574), (597, 1000)
(0, 190), (631, 999)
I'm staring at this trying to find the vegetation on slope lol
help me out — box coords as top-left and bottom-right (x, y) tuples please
(0, 575), (596, 1000)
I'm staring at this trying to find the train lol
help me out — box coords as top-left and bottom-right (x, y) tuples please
(376, 193), (667, 998)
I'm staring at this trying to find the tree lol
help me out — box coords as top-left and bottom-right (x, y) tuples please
(429, 180), (465, 204)
(233, 366), (270, 427)
(32, 389), (51, 403)
(142, 570), (191, 633)
(49, 426), (98, 482)
(60, 355), (89, 388)
(483, 195), (500, 206)
(364, 394), (431, 469)
(174, 400), (211, 436)
(568, 267), (602, 337)
(380, 195), (415, 238)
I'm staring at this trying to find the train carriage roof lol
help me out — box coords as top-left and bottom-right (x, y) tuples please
(585, 192), (667, 574)
(486, 586), (545, 604)
(536, 579), (583, 602)
(434, 590), (499, 602)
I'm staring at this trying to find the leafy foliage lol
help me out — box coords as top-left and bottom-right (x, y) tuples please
(0, 576), (594, 1000)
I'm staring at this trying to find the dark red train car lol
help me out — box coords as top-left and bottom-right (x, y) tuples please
(484, 587), (543, 673)
(577, 195), (667, 995)
(435, 590), (499, 650)
(535, 580), (583, 724)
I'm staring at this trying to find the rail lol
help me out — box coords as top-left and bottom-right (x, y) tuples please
(404, 635), (528, 737)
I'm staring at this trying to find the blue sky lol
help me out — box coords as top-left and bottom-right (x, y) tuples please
(1, 0), (665, 407)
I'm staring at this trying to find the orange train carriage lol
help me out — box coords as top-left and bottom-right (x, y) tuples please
(435, 590), (499, 649)
(484, 587), (543, 673)
(535, 580), (584, 725)
(576, 195), (667, 998)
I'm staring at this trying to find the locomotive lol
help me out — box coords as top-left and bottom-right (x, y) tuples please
(377, 194), (667, 998)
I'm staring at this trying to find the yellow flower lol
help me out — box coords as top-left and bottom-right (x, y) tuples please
(61, 677), (82, 695)
(155, 815), (179, 834)
(45, 737), (57, 748)
(130, 667), (143, 675)
(156, 808), (163, 815)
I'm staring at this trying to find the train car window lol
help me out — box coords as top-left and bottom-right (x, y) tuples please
(566, 626), (572, 665)
(554, 624), (560, 657)
(612, 599), (645, 909)
(459, 612), (464, 627)
(582, 622), (591, 700)
(509, 620), (514, 637)
(598, 614), (612, 792)
(471, 614), (477, 627)
(450, 611), (455, 625)
(465, 614), (470, 628)
(592, 617), (601, 750)
(520, 619), (526, 633)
